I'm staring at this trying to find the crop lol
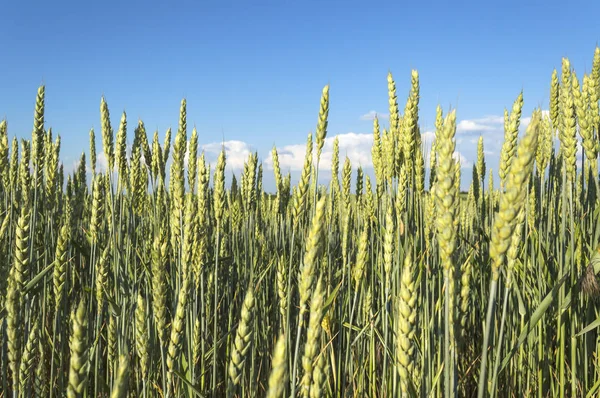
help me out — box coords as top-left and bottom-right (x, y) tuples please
(0, 47), (600, 397)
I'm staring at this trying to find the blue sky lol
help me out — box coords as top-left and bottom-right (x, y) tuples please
(1, 0), (599, 191)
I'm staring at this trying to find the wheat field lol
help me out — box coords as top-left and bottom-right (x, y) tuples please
(0, 47), (600, 398)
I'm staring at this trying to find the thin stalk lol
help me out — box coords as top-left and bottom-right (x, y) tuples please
(490, 285), (511, 396)
(211, 224), (221, 395)
(477, 279), (499, 398)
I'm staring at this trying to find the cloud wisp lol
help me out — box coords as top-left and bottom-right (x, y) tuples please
(265, 132), (375, 172)
(360, 111), (389, 121)
(201, 140), (255, 171)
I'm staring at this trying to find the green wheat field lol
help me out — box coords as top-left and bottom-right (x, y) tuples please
(1, 47), (600, 398)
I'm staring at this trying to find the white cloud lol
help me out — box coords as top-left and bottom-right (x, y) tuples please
(267, 142), (307, 171)
(521, 110), (550, 131)
(456, 119), (499, 133)
(450, 110), (550, 176)
(266, 132), (374, 172)
(471, 115), (504, 125)
(202, 140), (254, 170)
(455, 115), (505, 134)
(97, 152), (108, 172)
(421, 130), (435, 144)
(360, 111), (389, 121)
(453, 151), (472, 168)
(323, 132), (374, 169)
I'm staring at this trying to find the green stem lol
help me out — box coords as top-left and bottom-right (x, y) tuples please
(211, 224), (220, 395)
(490, 285), (511, 397)
(477, 279), (498, 398)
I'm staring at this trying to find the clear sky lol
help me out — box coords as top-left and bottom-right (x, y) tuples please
(1, 0), (599, 191)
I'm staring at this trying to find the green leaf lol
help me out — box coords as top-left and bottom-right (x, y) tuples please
(513, 280), (526, 316)
(500, 273), (569, 372)
(577, 315), (600, 337)
(24, 263), (54, 295)
(172, 369), (206, 397)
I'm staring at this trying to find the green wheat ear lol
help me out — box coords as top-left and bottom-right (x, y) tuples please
(135, 293), (149, 380)
(301, 277), (325, 397)
(397, 251), (417, 394)
(299, 195), (327, 312)
(228, 286), (256, 390)
(110, 354), (130, 398)
(67, 297), (89, 398)
(490, 110), (540, 280)
(266, 333), (288, 398)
